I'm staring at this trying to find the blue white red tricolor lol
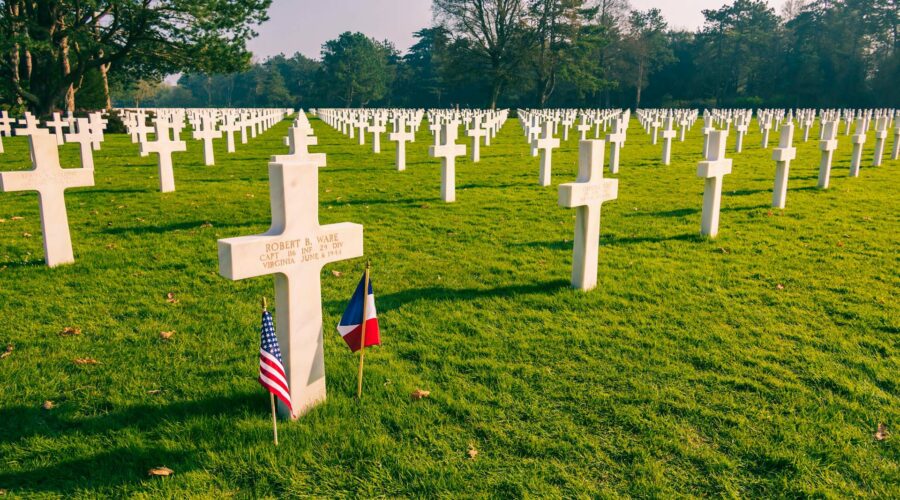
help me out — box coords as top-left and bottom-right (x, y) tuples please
(337, 272), (380, 352)
(259, 310), (292, 412)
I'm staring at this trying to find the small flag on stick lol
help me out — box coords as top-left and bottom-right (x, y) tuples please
(337, 262), (380, 397)
(259, 297), (291, 443)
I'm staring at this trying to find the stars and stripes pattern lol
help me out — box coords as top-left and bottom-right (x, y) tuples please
(259, 310), (292, 412)
(337, 271), (380, 352)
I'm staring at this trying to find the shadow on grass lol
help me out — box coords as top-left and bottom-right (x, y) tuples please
(80, 188), (149, 196)
(326, 279), (569, 312)
(0, 392), (260, 493)
(514, 233), (702, 251)
(102, 220), (263, 236)
(628, 204), (769, 218)
(328, 197), (438, 206)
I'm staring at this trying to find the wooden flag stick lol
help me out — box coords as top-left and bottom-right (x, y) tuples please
(263, 296), (277, 446)
(357, 261), (371, 399)
(270, 393), (278, 446)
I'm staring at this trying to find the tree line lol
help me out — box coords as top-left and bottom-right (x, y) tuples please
(2, 0), (897, 115)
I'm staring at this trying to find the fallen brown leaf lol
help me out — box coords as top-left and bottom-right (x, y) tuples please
(0, 487), (6, 495)
(410, 389), (431, 400)
(875, 423), (889, 441)
(11, 216), (23, 221)
(766, 210), (773, 217)
(60, 326), (82, 336)
(331, 270), (343, 277)
(420, 203), (431, 209)
(166, 293), (179, 304)
(837, 241), (844, 247)
(106, 243), (117, 250)
(148, 466), (174, 477)
(159, 331), (175, 340)
(0, 344), (12, 359)
(147, 389), (162, 395)
(200, 222), (213, 228)
(0, 219), (5, 223)
(776, 284), (785, 290)
(42, 400), (55, 410)
(467, 443), (479, 460)
(73, 358), (99, 365)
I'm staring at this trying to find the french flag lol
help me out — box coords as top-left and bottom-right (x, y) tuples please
(337, 271), (380, 352)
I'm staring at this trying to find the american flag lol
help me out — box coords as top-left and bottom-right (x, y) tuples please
(259, 310), (292, 412)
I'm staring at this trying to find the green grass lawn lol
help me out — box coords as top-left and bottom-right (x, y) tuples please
(0, 112), (897, 497)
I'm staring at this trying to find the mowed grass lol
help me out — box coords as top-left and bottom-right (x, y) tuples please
(0, 111), (897, 497)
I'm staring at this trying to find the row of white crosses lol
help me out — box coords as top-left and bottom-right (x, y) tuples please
(695, 107), (897, 239)
(518, 109), (628, 183)
(636, 109), (699, 165)
(124, 108), (291, 192)
(0, 107), (288, 267)
(316, 108), (508, 202)
(0, 110), (106, 155)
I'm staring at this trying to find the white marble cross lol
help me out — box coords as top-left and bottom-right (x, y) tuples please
(141, 120), (186, 193)
(369, 121), (386, 154)
(849, 118), (867, 177)
(771, 123), (796, 209)
(220, 115), (240, 153)
(577, 119), (591, 141)
(276, 127), (325, 168)
(429, 121), (442, 146)
(892, 119), (900, 161)
(467, 122), (487, 162)
(193, 115), (222, 166)
(817, 121), (839, 189)
(650, 118), (661, 145)
(64, 118), (95, 170)
(701, 115), (715, 158)
(88, 112), (106, 150)
(761, 116), (772, 149)
(558, 140), (618, 291)
(428, 122), (466, 202)
(356, 118), (367, 145)
(606, 119), (626, 174)
(661, 117), (677, 165)
(0, 111), (15, 137)
(533, 121), (560, 186)
(0, 132), (94, 267)
(697, 130), (732, 238)
(46, 113), (68, 145)
(218, 156), (363, 419)
(871, 117), (888, 167)
(734, 116), (748, 153)
(389, 118), (415, 171)
(16, 113), (43, 136)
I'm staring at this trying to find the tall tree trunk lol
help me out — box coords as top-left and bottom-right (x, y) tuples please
(101, 63), (111, 109)
(635, 59), (644, 109)
(61, 35), (75, 111)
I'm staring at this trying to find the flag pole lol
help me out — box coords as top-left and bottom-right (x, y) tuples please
(357, 260), (371, 399)
(264, 296), (278, 446)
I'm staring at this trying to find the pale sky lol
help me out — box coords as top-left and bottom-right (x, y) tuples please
(247, 0), (791, 60)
